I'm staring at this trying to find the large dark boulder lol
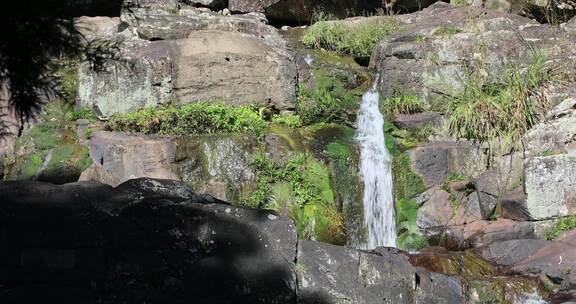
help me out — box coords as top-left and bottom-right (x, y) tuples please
(0, 178), (298, 303)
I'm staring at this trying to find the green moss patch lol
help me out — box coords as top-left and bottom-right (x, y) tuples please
(4, 101), (92, 184)
(297, 70), (363, 125)
(243, 152), (347, 245)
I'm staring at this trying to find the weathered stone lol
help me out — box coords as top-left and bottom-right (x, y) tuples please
(86, 131), (179, 181)
(78, 11), (297, 116)
(77, 40), (173, 118)
(468, 219), (535, 247)
(525, 155), (576, 220)
(473, 239), (550, 266)
(81, 131), (257, 202)
(408, 142), (487, 188)
(526, 98), (576, 157)
(74, 16), (122, 41)
(417, 187), (484, 231)
(391, 112), (444, 130)
(175, 135), (256, 203)
(500, 187), (531, 221)
(513, 232), (576, 291)
(168, 30), (296, 109)
(296, 241), (465, 304)
(469, 191), (496, 220)
(370, 3), (576, 104)
(79, 163), (124, 187)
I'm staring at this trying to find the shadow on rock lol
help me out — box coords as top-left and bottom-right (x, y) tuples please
(0, 178), (332, 304)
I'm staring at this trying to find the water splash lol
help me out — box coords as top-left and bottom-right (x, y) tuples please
(304, 54), (314, 65)
(356, 78), (396, 249)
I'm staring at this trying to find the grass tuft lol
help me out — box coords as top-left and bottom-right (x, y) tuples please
(447, 53), (551, 146)
(546, 215), (576, 240)
(381, 93), (426, 115)
(302, 17), (402, 58)
(107, 103), (268, 138)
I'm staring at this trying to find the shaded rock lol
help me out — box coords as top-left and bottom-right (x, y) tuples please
(473, 239), (550, 267)
(296, 240), (465, 304)
(391, 111), (444, 130)
(0, 178), (298, 303)
(500, 187), (531, 221)
(468, 219), (535, 247)
(228, 0), (381, 25)
(74, 16), (122, 41)
(525, 155), (576, 220)
(386, 0), (441, 12)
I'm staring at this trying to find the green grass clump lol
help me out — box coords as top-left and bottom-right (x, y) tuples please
(302, 18), (402, 58)
(546, 216), (576, 240)
(107, 103), (268, 138)
(67, 107), (94, 121)
(297, 71), (361, 125)
(243, 152), (346, 244)
(434, 25), (463, 36)
(448, 53), (551, 146)
(272, 114), (302, 128)
(381, 94), (426, 115)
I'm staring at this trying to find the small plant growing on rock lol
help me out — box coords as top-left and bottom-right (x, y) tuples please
(381, 93), (426, 115)
(433, 25), (463, 36)
(296, 72), (360, 125)
(271, 114), (302, 128)
(415, 34), (426, 45)
(546, 215), (576, 240)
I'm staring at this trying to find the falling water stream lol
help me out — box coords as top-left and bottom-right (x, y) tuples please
(357, 78), (396, 249)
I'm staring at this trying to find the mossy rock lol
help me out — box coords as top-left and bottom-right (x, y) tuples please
(3, 102), (92, 184)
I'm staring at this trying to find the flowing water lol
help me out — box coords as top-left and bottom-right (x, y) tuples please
(357, 80), (396, 249)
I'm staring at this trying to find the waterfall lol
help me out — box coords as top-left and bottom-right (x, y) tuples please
(356, 79), (396, 249)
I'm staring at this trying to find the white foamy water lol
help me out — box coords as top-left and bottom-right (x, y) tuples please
(357, 80), (396, 249)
